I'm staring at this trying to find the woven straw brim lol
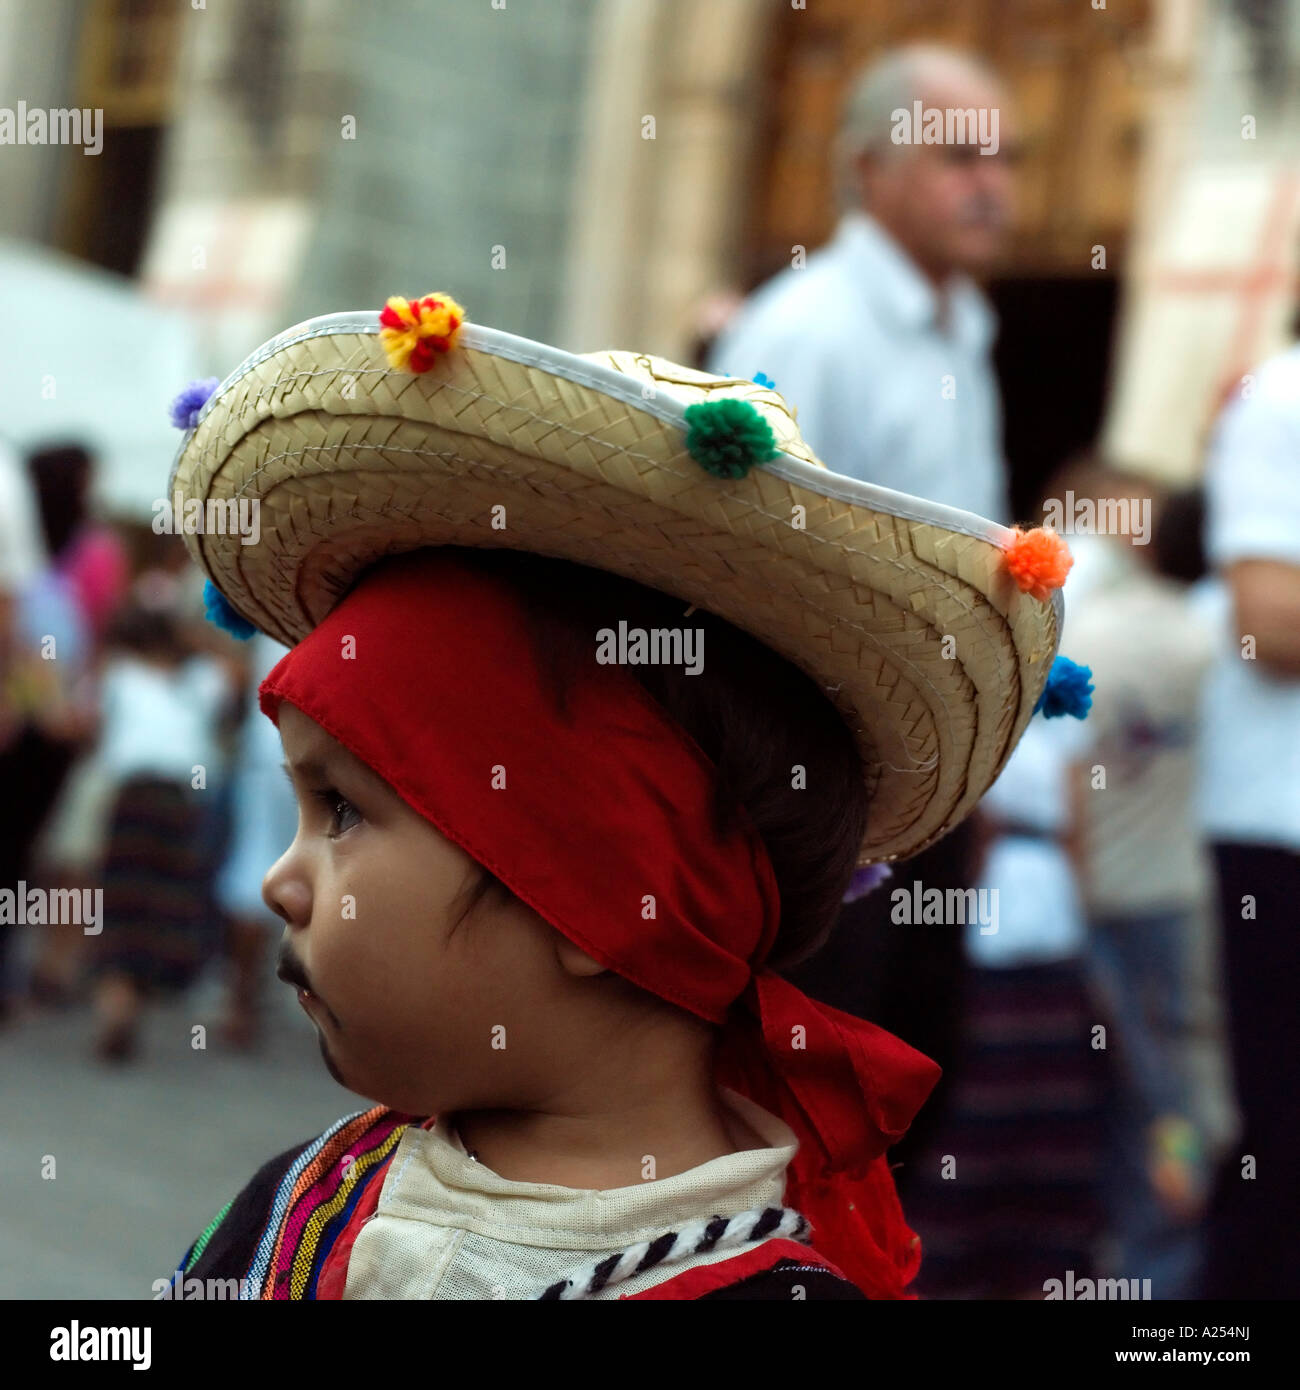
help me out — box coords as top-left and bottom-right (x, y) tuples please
(170, 313), (1061, 866)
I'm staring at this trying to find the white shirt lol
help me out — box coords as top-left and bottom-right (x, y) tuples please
(1197, 345), (1300, 850)
(707, 210), (1008, 522)
(342, 1088), (800, 1300)
(0, 438), (44, 593)
(965, 717), (1090, 969)
(96, 655), (229, 786)
(215, 634), (295, 920)
(1066, 553), (1218, 913)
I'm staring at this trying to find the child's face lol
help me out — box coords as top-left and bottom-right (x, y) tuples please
(264, 702), (597, 1116)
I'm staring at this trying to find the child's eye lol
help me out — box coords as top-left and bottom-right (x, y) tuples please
(312, 788), (361, 837)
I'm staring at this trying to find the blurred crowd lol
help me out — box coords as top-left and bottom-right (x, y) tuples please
(698, 45), (1295, 1302)
(0, 437), (294, 1061)
(1, 40), (1295, 1302)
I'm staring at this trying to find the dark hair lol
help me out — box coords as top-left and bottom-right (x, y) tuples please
(105, 602), (184, 664)
(1151, 487), (1207, 584)
(27, 443), (93, 559)
(441, 547), (868, 971)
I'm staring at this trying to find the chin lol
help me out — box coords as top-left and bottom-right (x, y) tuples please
(331, 1067), (443, 1118)
(317, 1034), (349, 1087)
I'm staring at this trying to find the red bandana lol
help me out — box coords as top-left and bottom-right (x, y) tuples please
(259, 549), (940, 1298)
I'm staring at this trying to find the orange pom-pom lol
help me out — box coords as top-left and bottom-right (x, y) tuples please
(1002, 526), (1073, 601)
(378, 292), (465, 372)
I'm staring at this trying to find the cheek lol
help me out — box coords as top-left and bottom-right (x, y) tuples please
(310, 845), (463, 1031)
(933, 173), (973, 217)
(903, 172), (955, 228)
(297, 800), (519, 1067)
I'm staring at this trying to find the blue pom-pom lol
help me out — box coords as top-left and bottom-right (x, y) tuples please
(169, 377), (220, 430)
(202, 580), (256, 641)
(752, 372), (776, 390)
(1034, 654), (1094, 719)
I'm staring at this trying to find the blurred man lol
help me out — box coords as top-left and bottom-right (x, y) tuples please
(1197, 344), (1300, 1299)
(708, 44), (1019, 1185)
(709, 43), (1015, 519)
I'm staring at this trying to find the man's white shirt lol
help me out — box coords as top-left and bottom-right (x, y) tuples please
(707, 209), (1009, 523)
(1198, 344), (1300, 851)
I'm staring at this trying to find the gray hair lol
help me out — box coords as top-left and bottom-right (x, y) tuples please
(833, 44), (1004, 210)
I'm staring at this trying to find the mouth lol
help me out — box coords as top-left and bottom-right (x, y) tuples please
(275, 941), (316, 1004)
(276, 937), (342, 1033)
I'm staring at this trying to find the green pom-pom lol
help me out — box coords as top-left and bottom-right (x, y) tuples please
(683, 399), (779, 479)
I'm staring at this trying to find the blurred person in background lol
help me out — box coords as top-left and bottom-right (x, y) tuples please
(88, 564), (238, 1062)
(26, 444), (129, 648)
(0, 444), (107, 1018)
(708, 42), (1014, 517)
(1065, 482), (1233, 1299)
(904, 711), (1102, 1299)
(0, 438), (47, 1022)
(212, 631), (295, 1050)
(21, 443), (129, 1006)
(706, 43), (1018, 1185)
(9, 446), (102, 854)
(1197, 340), (1300, 1299)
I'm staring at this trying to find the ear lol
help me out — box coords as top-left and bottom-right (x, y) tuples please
(553, 932), (607, 979)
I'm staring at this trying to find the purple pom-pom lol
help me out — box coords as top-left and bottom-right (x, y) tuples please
(1034, 654), (1094, 719)
(843, 862), (893, 904)
(169, 377), (220, 431)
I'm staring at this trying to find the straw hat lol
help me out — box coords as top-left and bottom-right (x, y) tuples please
(169, 293), (1076, 867)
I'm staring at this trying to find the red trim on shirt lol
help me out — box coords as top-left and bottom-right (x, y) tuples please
(618, 1238), (850, 1300)
(315, 1150), (396, 1300)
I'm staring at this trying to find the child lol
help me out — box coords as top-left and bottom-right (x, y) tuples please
(1066, 487), (1229, 1295)
(163, 292), (1084, 1299)
(90, 587), (233, 1060)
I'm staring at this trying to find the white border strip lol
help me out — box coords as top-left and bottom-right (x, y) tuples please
(169, 309), (1065, 630)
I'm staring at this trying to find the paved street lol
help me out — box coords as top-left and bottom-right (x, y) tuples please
(0, 975), (352, 1300)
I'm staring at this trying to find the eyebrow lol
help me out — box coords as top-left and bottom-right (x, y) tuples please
(281, 757), (333, 784)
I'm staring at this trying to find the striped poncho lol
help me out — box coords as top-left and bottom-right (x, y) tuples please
(170, 1108), (866, 1301)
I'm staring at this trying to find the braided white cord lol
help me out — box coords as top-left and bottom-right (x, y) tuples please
(543, 1205), (810, 1301)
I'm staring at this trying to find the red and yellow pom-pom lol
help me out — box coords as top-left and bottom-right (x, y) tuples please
(1002, 526), (1073, 601)
(378, 292), (465, 372)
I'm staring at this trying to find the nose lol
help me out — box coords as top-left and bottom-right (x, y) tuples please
(262, 843), (312, 929)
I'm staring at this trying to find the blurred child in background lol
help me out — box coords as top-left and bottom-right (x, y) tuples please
(89, 567), (237, 1061)
(1065, 482), (1235, 1298)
